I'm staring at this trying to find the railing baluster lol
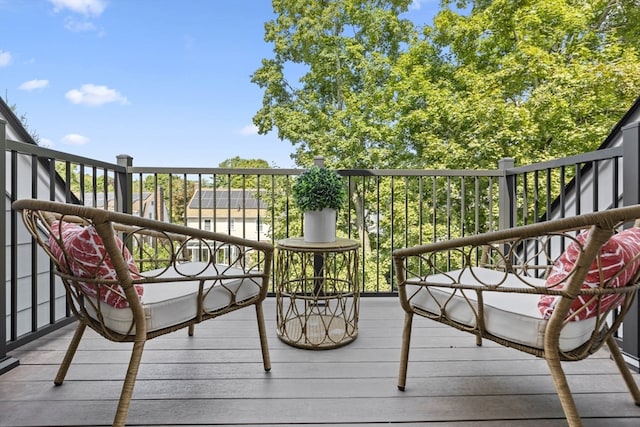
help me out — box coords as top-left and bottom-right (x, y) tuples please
(2, 138), (633, 363)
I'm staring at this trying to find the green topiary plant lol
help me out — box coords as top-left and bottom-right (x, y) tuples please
(292, 166), (347, 212)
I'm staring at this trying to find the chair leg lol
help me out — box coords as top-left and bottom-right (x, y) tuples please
(606, 335), (640, 405)
(54, 322), (86, 386)
(398, 311), (413, 391)
(112, 340), (145, 427)
(255, 302), (271, 372)
(546, 355), (582, 427)
(188, 324), (195, 336)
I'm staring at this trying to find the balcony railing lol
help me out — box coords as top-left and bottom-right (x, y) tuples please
(3, 119), (640, 374)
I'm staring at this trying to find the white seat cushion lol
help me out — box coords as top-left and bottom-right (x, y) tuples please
(405, 267), (597, 352)
(84, 262), (263, 335)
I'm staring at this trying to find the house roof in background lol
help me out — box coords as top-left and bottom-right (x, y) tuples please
(189, 189), (267, 210)
(83, 192), (152, 207)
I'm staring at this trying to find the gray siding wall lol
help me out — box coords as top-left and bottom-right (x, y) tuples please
(5, 152), (68, 340)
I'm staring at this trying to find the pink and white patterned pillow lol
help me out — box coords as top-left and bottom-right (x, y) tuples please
(49, 220), (143, 308)
(48, 221), (83, 262)
(538, 227), (640, 320)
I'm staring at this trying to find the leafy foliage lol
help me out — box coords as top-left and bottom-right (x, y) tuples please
(292, 166), (347, 211)
(254, 0), (640, 169)
(253, 0), (640, 283)
(216, 156), (271, 189)
(252, 0), (416, 168)
(389, 0), (640, 169)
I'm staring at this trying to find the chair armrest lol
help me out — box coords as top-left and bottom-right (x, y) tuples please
(13, 199), (273, 251)
(393, 205), (640, 322)
(13, 199), (275, 321)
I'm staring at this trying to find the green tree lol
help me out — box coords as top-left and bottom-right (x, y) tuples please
(252, 0), (416, 168)
(254, 0), (640, 173)
(254, 0), (640, 257)
(252, 0), (417, 258)
(388, 0), (640, 227)
(217, 156), (271, 189)
(392, 0), (640, 169)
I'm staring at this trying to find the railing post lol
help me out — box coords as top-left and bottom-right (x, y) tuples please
(116, 154), (133, 214)
(0, 119), (20, 374)
(498, 158), (515, 230)
(622, 122), (640, 371)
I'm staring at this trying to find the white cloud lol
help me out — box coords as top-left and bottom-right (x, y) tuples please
(65, 84), (129, 106)
(64, 18), (97, 32)
(239, 124), (259, 136)
(49, 0), (106, 16)
(19, 79), (50, 91)
(61, 134), (89, 145)
(0, 50), (11, 67)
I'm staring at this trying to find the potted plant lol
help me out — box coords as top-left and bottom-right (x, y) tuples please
(292, 165), (347, 242)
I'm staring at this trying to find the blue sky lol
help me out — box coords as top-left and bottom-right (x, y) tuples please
(1, 0), (437, 168)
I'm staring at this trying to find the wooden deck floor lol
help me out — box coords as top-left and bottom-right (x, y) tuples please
(1, 297), (640, 426)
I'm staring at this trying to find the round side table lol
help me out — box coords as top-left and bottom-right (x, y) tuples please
(275, 237), (360, 349)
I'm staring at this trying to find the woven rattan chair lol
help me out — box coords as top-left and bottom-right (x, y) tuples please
(13, 199), (274, 427)
(393, 206), (640, 426)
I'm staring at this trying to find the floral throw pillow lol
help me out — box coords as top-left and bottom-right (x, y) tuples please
(48, 220), (143, 308)
(538, 227), (640, 320)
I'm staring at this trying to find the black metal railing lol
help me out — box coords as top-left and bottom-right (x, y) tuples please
(3, 119), (639, 373)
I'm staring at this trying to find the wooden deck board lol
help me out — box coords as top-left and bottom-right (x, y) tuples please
(2, 297), (639, 426)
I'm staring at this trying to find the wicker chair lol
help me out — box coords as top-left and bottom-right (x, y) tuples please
(13, 199), (274, 427)
(393, 206), (640, 427)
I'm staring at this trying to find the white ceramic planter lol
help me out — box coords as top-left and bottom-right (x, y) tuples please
(303, 209), (336, 243)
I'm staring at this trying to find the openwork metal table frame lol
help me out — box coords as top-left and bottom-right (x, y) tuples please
(275, 237), (360, 349)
